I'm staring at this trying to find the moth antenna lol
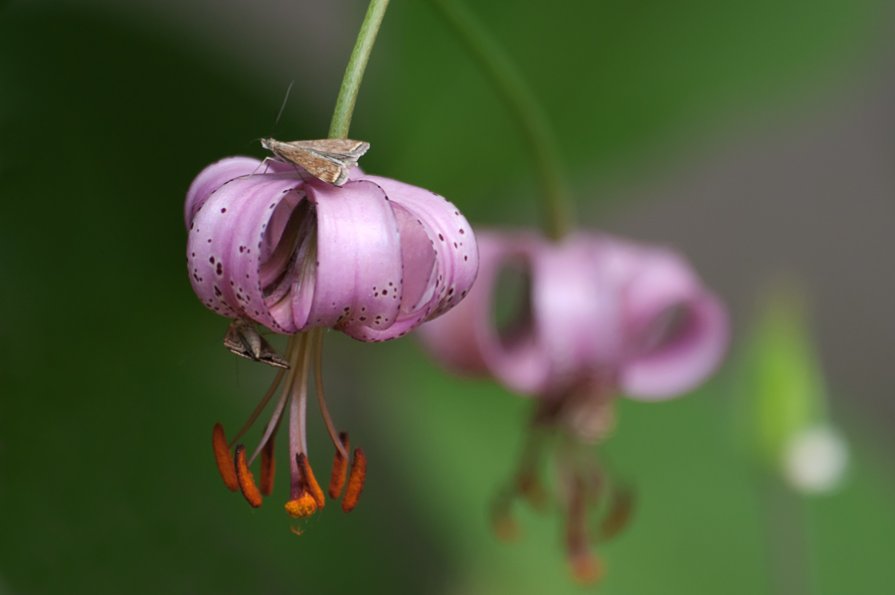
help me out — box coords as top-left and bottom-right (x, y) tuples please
(274, 80), (295, 129)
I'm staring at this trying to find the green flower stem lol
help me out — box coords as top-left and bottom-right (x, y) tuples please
(328, 0), (391, 139)
(429, 0), (572, 240)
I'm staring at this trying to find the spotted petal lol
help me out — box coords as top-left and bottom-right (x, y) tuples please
(185, 156), (263, 227)
(186, 159), (479, 343)
(346, 175), (479, 342)
(187, 171), (306, 331)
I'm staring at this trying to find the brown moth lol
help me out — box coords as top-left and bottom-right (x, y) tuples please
(223, 319), (290, 369)
(261, 138), (370, 187)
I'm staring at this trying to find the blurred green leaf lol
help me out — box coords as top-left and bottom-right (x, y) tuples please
(732, 286), (828, 467)
(366, 0), (884, 220)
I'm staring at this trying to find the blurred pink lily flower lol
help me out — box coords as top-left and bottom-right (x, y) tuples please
(419, 229), (728, 581)
(186, 156), (477, 522)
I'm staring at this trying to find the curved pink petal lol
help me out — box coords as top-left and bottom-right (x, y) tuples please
(350, 175), (479, 342)
(418, 231), (554, 395)
(187, 172), (306, 332)
(303, 180), (404, 339)
(184, 156), (262, 228)
(619, 250), (729, 400)
(530, 235), (630, 388)
(362, 176), (478, 312)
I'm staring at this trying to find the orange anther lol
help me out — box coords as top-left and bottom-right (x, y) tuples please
(297, 453), (326, 509)
(284, 492), (318, 518)
(235, 445), (263, 508)
(328, 432), (350, 499)
(341, 448), (367, 513)
(599, 486), (635, 542)
(212, 423), (238, 492)
(570, 554), (603, 585)
(491, 512), (520, 543)
(260, 437), (276, 496)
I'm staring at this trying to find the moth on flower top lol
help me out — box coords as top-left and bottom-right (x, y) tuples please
(261, 138), (370, 186)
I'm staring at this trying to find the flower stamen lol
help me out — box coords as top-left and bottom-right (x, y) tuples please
(297, 453), (326, 509)
(565, 474), (602, 585)
(229, 367), (287, 447)
(284, 493), (318, 519)
(260, 432), (277, 496)
(598, 485), (635, 542)
(328, 432), (350, 499)
(341, 448), (367, 513)
(312, 330), (348, 460)
(212, 423), (238, 492)
(235, 445), (263, 508)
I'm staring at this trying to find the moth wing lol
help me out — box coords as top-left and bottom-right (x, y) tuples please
(222, 320), (290, 368)
(297, 139), (370, 160)
(291, 150), (347, 186)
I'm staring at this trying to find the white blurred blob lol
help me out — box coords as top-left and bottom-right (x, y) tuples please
(782, 425), (849, 494)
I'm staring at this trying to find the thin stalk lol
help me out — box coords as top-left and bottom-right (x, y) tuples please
(311, 328), (348, 459)
(328, 0), (391, 139)
(429, 0), (572, 240)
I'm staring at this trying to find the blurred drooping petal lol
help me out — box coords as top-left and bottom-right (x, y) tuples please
(419, 231), (553, 394)
(419, 229), (728, 401)
(619, 250), (729, 399)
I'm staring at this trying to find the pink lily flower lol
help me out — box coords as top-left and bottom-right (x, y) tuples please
(418, 229), (728, 581)
(186, 156), (477, 522)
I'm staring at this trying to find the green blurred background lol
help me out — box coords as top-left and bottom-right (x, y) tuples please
(1, 0), (894, 593)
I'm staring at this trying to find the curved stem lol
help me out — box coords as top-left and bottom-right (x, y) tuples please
(328, 0), (391, 139)
(429, 0), (572, 240)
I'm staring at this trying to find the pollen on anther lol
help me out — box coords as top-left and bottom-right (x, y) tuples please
(329, 432), (350, 499)
(342, 448), (367, 513)
(235, 445), (263, 508)
(570, 554), (603, 585)
(284, 492), (318, 518)
(212, 423), (238, 491)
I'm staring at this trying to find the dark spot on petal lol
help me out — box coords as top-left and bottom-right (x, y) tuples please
(438, 234), (444, 241)
(220, 207), (227, 213)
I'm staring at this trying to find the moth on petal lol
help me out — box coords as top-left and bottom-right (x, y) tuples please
(261, 138), (370, 186)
